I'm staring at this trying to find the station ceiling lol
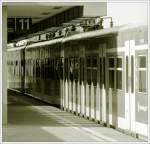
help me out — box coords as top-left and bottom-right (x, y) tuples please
(3, 2), (107, 24)
(3, 2), (74, 24)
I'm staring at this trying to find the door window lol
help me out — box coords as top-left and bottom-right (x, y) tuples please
(109, 70), (114, 88)
(116, 58), (122, 90)
(108, 57), (123, 90)
(138, 55), (147, 93)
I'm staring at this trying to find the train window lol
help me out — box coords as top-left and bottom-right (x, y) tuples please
(109, 70), (114, 88)
(116, 70), (122, 89)
(87, 69), (91, 85)
(103, 58), (106, 87)
(80, 58), (84, 83)
(41, 59), (44, 79)
(33, 60), (36, 77)
(36, 59), (40, 78)
(16, 61), (18, 66)
(126, 56), (128, 92)
(138, 55), (147, 93)
(51, 59), (55, 80)
(21, 60), (24, 66)
(86, 58), (91, 67)
(109, 58), (114, 68)
(131, 56), (134, 93)
(69, 58), (74, 81)
(30, 60), (33, 77)
(44, 59), (47, 79)
(139, 71), (146, 92)
(92, 57), (97, 67)
(92, 69), (97, 86)
(117, 58), (122, 68)
(99, 58), (102, 88)
(74, 59), (79, 81)
(47, 58), (51, 79)
(139, 56), (146, 68)
(80, 58), (82, 82)
(65, 58), (68, 80)
(55, 58), (63, 80)
(60, 58), (64, 80)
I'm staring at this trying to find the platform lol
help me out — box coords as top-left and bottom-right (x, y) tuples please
(3, 91), (144, 142)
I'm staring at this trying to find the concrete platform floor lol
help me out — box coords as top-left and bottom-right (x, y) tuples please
(3, 91), (145, 143)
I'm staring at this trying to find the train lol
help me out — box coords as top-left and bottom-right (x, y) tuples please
(7, 23), (148, 139)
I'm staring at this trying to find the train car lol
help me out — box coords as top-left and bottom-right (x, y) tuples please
(7, 46), (25, 92)
(61, 24), (148, 139)
(7, 23), (148, 139)
(24, 38), (63, 107)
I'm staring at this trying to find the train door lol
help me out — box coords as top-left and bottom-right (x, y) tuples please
(107, 53), (125, 129)
(91, 56), (98, 120)
(69, 57), (79, 113)
(85, 56), (98, 119)
(123, 40), (148, 137)
(135, 49), (148, 136)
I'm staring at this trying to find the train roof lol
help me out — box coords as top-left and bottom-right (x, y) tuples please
(26, 37), (63, 49)
(7, 45), (26, 51)
(7, 23), (147, 51)
(63, 23), (147, 42)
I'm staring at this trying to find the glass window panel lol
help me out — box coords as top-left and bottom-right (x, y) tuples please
(139, 56), (146, 68)
(99, 58), (102, 88)
(139, 71), (146, 92)
(117, 58), (122, 68)
(65, 58), (68, 80)
(92, 58), (97, 67)
(87, 69), (91, 85)
(109, 70), (114, 88)
(109, 58), (114, 68)
(80, 58), (84, 82)
(116, 70), (122, 89)
(126, 56), (128, 92)
(131, 56), (134, 93)
(103, 58), (105, 86)
(74, 60), (79, 81)
(86, 58), (91, 67)
(92, 69), (97, 86)
(16, 61), (18, 66)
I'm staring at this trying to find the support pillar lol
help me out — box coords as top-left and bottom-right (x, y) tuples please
(2, 6), (7, 124)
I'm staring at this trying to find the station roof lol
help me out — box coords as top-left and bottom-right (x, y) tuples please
(3, 2), (73, 24)
(4, 2), (107, 24)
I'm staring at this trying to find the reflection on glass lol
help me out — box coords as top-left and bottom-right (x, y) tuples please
(139, 71), (146, 92)
(116, 70), (122, 89)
